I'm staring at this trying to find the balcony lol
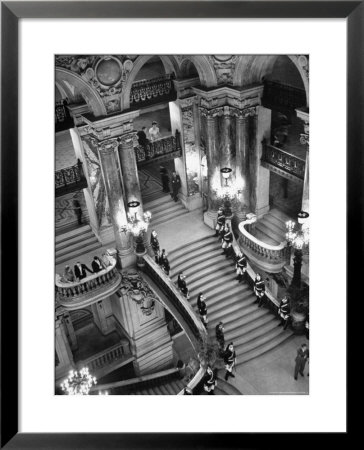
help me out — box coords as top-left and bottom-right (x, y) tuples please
(261, 141), (306, 183)
(135, 130), (182, 166)
(262, 80), (306, 112)
(130, 75), (177, 109)
(55, 159), (88, 197)
(238, 215), (290, 273)
(56, 259), (122, 309)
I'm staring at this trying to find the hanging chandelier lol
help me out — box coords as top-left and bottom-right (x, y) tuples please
(120, 201), (152, 237)
(285, 212), (309, 250)
(60, 367), (97, 395)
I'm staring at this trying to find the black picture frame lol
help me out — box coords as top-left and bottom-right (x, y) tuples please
(1, 1), (357, 448)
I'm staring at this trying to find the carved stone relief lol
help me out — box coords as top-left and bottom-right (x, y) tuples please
(119, 269), (157, 317)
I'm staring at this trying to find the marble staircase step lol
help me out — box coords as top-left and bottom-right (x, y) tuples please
(263, 214), (287, 235)
(251, 228), (279, 246)
(268, 208), (292, 226)
(152, 209), (189, 228)
(170, 242), (221, 272)
(55, 224), (91, 244)
(56, 236), (100, 257)
(234, 325), (289, 357)
(236, 330), (293, 365)
(169, 235), (214, 261)
(254, 222), (283, 244)
(56, 241), (102, 265)
(56, 230), (95, 251)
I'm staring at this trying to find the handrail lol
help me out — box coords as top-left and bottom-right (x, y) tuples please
(55, 258), (122, 307)
(135, 130), (182, 164)
(231, 226), (279, 308)
(177, 366), (205, 395)
(55, 159), (87, 189)
(142, 254), (208, 352)
(56, 258), (116, 289)
(77, 340), (132, 373)
(91, 368), (179, 392)
(239, 215), (286, 251)
(261, 142), (306, 180)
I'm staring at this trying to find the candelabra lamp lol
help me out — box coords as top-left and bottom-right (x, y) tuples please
(285, 211), (309, 333)
(120, 201), (152, 267)
(213, 167), (244, 219)
(60, 367), (97, 395)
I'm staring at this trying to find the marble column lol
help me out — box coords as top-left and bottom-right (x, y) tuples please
(193, 99), (203, 196)
(118, 132), (143, 216)
(249, 106), (271, 219)
(296, 110), (309, 213)
(202, 109), (221, 229)
(235, 111), (251, 220)
(98, 138), (134, 268)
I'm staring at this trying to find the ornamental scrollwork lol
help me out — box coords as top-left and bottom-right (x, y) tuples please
(208, 55), (238, 85)
(119, 269), (156, 316)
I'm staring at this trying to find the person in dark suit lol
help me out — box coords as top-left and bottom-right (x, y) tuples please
(73, 198), (82, 225)
(171, 171), (181, 202)
(294, 343), (309, 380)
(91, 256), (105, 274)
(137, 127), (149, 149)
(160, 166), (170, 193)
(74, 261), (93, 281)
(160, 249), (170, 276)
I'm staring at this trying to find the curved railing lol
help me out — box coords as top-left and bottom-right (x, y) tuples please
(238, 215), (289, 273)
(56, 259), (122, 309)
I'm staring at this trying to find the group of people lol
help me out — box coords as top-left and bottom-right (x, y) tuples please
(160, 167), (181, 202)
(59, 254), (113, 284)
(137, 121), (162, 148)
(150, 230), (170, 276)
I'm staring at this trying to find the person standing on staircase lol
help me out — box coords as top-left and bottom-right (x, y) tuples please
(160, 249), (170, 276)
(278, 295), (291, 329)
(215, 322), (225, 353)
(235, 252), (247, 283)
(214, 206), (226, 237)
(150, 230), (160, 259)
(197, 293), (208, 329)
(221, 223), (233, 258)
(177, 272), (190, 300)
(224, 343), (237, 381)
(171, 171), (181, 202)
(159, 166), (170, 193)
(72, 197), (82, 226)
(203, 366), (217, 395)
(254, 273), (266, 307)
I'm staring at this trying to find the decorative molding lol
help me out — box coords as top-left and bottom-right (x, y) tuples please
(119, 131), (138, 147)
(208, 55), (238, 85)
(120, 269), (157, 316)
(99, 138), (118, 154)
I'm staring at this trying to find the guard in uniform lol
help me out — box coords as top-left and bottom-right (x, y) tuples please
(278, 296), (290, 329)
(197, 293), (208, 329)
(203, 366), (217, 395)
(160, 249), (170, 276)
(294, 343), (309, 380)
(177, 272), (190, 300)
(221, 224), (233, 258)
(224, 343), (236, 381)
(214, 207), (226, 237)
(235, 252), (247, 283)
(150, 230), (160, 259)
(254, 273), (266, 308)
(215, 322), (225, 353)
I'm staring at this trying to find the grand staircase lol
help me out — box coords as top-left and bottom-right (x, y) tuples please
(56, 224), (101, 266)
(251, 208), (291, 246)
(168, 234), (293, 367)
(128, 376), (241, 395)
(144, 195), (189, 228)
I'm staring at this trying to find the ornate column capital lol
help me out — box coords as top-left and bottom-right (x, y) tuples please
(199, 106), (224, 119)
(98, 138), (119, 154)
(118, 131), (138, 147)
(232, 106), (258, 120)
(179, 95), (196, 111)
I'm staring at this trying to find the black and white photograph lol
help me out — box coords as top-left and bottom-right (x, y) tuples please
(54, 54), (310, 396)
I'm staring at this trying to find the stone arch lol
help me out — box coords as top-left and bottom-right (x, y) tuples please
(177, 55), (217, 88)
(122, 55), (180, 110)
(55, 67), (107, 117)
(233, 55), (309, 107)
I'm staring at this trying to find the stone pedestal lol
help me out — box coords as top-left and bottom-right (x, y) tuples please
(110, 270), (174, 376)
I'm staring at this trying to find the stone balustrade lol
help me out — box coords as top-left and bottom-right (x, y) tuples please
(77, 340), (132, 375)
(238, 216), (290, 273)
(142, 254), (208, 353)
(134, 130), (182, 165)
(261, 142), (306, 182)
(56, 259), (122, 309)
(130, 74), (176, 107)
